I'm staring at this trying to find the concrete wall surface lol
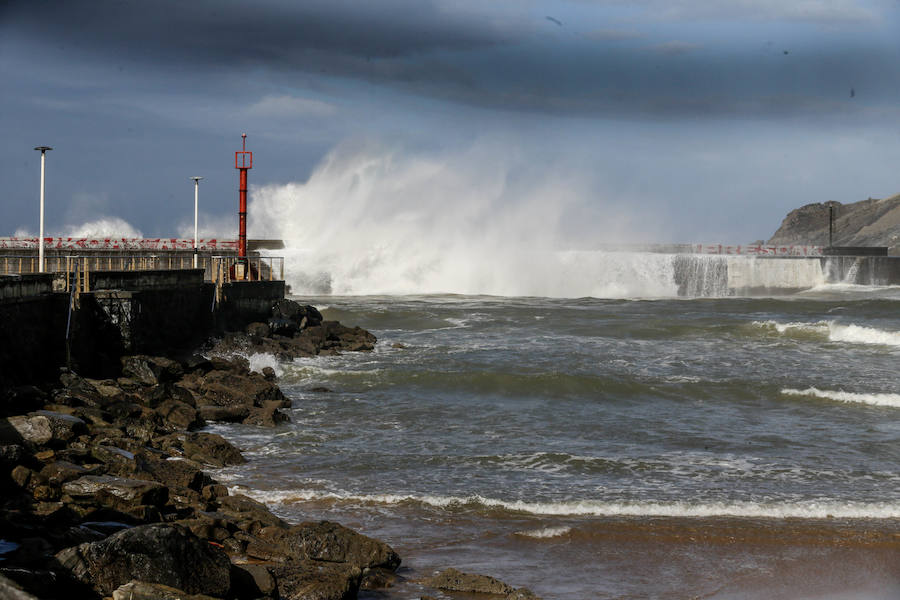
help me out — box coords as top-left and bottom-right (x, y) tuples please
(90, 269), (204, 291)
(0, 274), (54, 301)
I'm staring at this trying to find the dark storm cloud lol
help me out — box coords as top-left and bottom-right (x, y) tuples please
(2, 0), (897, 120)
(1, 0), (512, 64)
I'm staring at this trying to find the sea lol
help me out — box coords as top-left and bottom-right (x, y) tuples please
(209, 257), (900, 599)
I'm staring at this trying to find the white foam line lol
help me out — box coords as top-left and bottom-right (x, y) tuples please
(515, 526), (573, 538)
(228, 487), (900, 519)
(752, 320), (900, 347)
(782, 388), (900, 408)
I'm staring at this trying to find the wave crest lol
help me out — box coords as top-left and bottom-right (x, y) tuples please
(229, 486), (900, 520)
(782, 388), (900, 408)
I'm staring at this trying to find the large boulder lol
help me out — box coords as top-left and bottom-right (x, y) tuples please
(55, 523), (232, 597)
(121, 356), (184, 386)
(134, 451), (211, 491)
(0, 573), (40, 600)
(62, 474), (169, 507)
(268, 300), (324, 337)
(420, 568), (513, 594)
(215, 494), (287, 530)
(420, 568), (541, 599)
(261, 521), (400, 571)
(1, 411), (87, 448)
(198, 370), (287, 409)
(112, 581), (220, 600)
(301, 322), (376, 353)
(270, 560), (361, 600)
(161, 432), (246, 467)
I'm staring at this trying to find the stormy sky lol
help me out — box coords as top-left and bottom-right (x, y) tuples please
(1, 0), (899, 243)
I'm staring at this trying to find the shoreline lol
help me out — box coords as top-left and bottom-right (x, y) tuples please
(0, 298), (537, 599)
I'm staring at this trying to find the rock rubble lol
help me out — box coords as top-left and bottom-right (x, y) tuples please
(0, 299), (539, 599)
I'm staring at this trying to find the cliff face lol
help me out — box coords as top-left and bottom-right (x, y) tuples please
(767, 193), (900, 253)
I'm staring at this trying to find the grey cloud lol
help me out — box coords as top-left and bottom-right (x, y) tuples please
(3, 0), (895, 121)
(651, 41), (702, 55)
(2, 0), (514, 63)
(582, 29), (644, 42)
(572, 0), (883, 25)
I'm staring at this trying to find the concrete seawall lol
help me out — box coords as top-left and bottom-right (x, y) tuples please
(673, 255), (900, 296)
(0, 270), (284, 387)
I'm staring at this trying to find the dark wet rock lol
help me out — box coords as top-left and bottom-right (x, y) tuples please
(261, 521), (400, 571)
(198, 369), (287, 408)
(391, 343), (407, 349)
(62, 475), (168, 507)
(247, 322), (272, 339)
(303, 321), (377, 353)
(90, 444), (138, 475)
(0, 443), (26, 467)
(209, 355), (250, 375)
(105, 400), (144, 421)
(197, 404), (250, 423)
(112, 581), (221, 600)
(181, 354), (214, 375)
(135, 452), (211, 491)
(10, 465), (38, 489)
(420, 568), (514, 595)
(360, 567), (402, 590)
(155, 399), (204, 431)
(0, 569), (53, 600)
(56, 372), (106, 408)
(115, 377), (142, 392)
(244, 402), (290, 427)
(506, 588), (542, 599)
(40, 460), (90, 486)
(267, 300), (323, 338)
(141, 383), (196, 409)
(121, 355), (184, 386)
(161, 432), (245, 467)
(262, 366), (277, 381)
(83, 379), (125, 404)
(1, 386), (48, 417)
(1, 412), (87, 448)
(216, 494), (287, 531)
(55, 523), (232, 597)
(230, 563), (277, 598)
(270, 560), (361, 600)
(0, 572), (40, 600)
(201, 484), (229, 501)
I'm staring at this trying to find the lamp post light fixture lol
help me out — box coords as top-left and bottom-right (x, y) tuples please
(34, 146), (53, 273)
(190, 176), (204, 269)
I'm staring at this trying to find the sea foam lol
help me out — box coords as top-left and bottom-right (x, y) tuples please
(752, 320), (900, 347)
(228, 486), (900, 520)
(782, 388), (900, 408)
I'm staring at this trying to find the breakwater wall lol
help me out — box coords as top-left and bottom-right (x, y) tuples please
(672, 255), (900, 296)
(0, 270), (284, 387)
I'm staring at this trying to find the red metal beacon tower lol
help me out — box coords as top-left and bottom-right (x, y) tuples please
(234, 133), (252, 280)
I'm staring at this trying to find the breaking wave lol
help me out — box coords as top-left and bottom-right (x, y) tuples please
(782, 388), (900, 408)
(229, 486), (900, 520)
(752, 320), (900, 347)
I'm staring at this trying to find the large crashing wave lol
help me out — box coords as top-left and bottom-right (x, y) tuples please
(249, 142), (682, 297)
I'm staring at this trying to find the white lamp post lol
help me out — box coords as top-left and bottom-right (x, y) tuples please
(34, 146), (52, 273)
(190, 176), (204, 268)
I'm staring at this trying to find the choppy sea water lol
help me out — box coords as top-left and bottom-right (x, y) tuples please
(210, 286), (900, 599)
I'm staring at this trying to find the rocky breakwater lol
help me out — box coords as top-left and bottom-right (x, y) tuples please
(0, 300), (540, 600)
(0, 299), (400, 599)
(209, 299), (376, 361)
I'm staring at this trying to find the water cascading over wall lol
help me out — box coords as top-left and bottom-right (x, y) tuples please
(672, 255), (730, 297)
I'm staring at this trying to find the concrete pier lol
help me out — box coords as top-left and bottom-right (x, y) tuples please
(0, 268), (285, 387)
